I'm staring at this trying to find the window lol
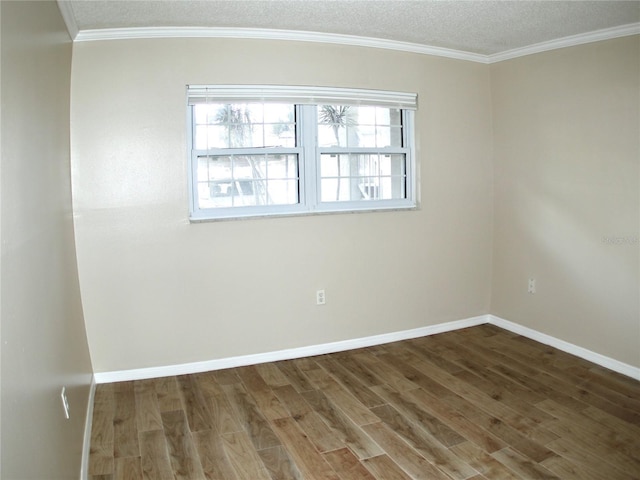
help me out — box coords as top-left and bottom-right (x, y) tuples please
(188, 86), (417, 220)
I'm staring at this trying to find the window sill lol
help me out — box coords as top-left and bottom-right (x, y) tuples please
(189, 203), (418, 223)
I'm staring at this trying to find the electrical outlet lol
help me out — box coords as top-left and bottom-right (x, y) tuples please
(61, 387), (70, 419)
(316, 289), (326, 305)
(528, 278), (536, 294)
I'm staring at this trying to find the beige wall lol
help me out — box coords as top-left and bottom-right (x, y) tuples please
(491, 36), (640, 367)
(0, 1), (94, 478)
(70, 39), (494, 373)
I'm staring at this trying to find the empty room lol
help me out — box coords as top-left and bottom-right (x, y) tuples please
(1, 1), (639, 479)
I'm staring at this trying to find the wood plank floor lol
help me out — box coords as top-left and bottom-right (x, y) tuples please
(88, 325), (640, 479)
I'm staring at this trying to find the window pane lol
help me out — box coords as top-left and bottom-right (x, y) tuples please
(196, 154), (299, 208)
(194, 103), (295, 148)
(320, 178), (351, 202)
(267, 180), (298, 205)
(194, 125), (227, 149)
(319, 154), (336, 174)
(317, 105), (403, 148)
(317, 105), (352, 147)
(319, 153), (406, 202)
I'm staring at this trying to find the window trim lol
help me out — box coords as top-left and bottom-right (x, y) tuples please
(187, 86), (417, 221)
(187, 85), (417, 109)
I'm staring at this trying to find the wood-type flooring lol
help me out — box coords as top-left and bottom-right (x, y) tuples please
(88, 324), (640, 479)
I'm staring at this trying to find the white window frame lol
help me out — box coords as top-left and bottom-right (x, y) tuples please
(187, 85), (417, 221)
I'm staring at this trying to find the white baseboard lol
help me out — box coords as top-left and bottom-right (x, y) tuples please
(93, 315), (487, 384)
(82, 313), (638, 480)
(488, 315), (640, 381)
(92, 313), (639, 384)
(80, 375), (96, 480)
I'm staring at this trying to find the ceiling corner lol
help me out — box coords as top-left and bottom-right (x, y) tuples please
(486, 22), (640, 64)
(57, 0), (79, 40)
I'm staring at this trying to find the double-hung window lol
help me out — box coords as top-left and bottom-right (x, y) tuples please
(188, 85), (417, 220)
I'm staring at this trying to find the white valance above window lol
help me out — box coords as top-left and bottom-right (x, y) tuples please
(187, 85), (418, 110)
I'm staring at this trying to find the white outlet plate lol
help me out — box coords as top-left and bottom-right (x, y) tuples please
(528, 278), (536, 294)
(61, 387), (70, 419)
(316, 289), (326, 305)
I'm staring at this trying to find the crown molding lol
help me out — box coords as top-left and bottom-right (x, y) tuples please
(487, 22), (640, 63)
(74, 26), (490, 63)
(71, 22), (640, 64)
(56, 0), (79, 40)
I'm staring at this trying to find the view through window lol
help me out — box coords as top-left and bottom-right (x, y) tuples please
(188, 86), (417, 220)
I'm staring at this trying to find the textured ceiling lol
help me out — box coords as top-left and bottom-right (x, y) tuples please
(65, 0), (640, 55)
